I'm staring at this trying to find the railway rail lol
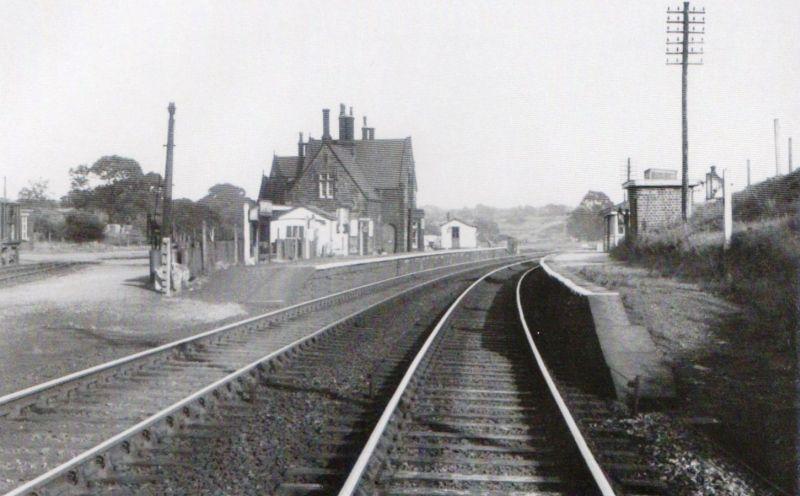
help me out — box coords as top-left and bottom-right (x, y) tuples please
(0, 255), (523, 496)
(338, 263), (663, 496)
(0, 262), (85, 285)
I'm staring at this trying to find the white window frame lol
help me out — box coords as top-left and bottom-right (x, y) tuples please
(318, 173), (334, 199)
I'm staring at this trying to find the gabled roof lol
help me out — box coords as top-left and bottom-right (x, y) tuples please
(442, 218), (477, 229)
(351, 138), (411, 190)
(270, 137), (415, 201)
(274, 204), (336, 220)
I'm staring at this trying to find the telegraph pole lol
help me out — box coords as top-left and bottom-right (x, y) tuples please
(163, 102), (176, 237)
(774, 118), (781, 176)
(667, 2), (705, 221)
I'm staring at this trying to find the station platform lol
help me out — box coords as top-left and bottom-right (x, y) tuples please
(541, 252), (675, 404)
(194, 247), (509, 308)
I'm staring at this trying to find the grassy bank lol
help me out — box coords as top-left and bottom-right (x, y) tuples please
(608, 216), (798, 492)
(613, 217), (799, 347)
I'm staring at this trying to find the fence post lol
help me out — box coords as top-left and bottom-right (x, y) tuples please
(723, 168), (732, 250)
(201, 221), (207, 274)
(233, 224), (239, 265)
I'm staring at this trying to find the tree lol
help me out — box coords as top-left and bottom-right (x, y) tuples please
(18, 179), (55, 207)
(64, 211), (105, 242)
(172, 199), (221, 239)
(198, 183), (249, 239)
(566, 191), (613, 241)
(64, 156), (162, 230)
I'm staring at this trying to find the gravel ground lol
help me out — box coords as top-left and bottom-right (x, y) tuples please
(0, 259), (276, 396)
(591, 405), (778, 496)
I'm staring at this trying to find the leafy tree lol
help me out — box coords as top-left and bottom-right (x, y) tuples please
(566, 191), (613, 241)
(64, 211), (105, 242)
(18, 179), (56, 207)
(172, 199), (221, 239)
(198, 183), (249, 239)
(65, 156), (162, 230)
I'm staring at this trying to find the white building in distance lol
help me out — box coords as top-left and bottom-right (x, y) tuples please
(440, 219), (477, 249)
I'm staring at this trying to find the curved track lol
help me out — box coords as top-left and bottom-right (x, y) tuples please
(0, 255), (520, 496)
(339, 262), (617, 496)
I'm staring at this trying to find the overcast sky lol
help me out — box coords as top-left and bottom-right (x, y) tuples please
(2, 0), (799, 208)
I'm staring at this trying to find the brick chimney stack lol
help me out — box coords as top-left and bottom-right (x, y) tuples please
(322, 109), (331, 140)
(362, 116), (369, 140)
(339, 103), (355, 140)
(298, 132), (305, 157)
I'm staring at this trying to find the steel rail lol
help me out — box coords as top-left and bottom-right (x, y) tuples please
(337, 258), (534, 496)
(515, 266), (617, 496)
(3, 256), (522, 496)
(0, 253), (513, 413)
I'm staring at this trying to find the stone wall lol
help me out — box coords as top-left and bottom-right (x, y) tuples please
(629, 186), (683, 235)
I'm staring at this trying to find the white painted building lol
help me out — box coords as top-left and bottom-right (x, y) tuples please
(270, 206), (340, 259)
(423, 234), (441, 250)
(440, 219), (478, 249)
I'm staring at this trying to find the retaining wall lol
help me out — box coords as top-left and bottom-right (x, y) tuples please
(522, 257), (674, 406)
(305, 248), (510, 298)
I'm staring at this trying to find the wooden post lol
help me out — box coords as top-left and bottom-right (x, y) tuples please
(774, 118), (781, 176)
(723, 169), (732, 250)
(680, 1), (690, 221)
(201, 221), (207, 274)
(233, 224), (239, 265)
(242, 203), (253, 265)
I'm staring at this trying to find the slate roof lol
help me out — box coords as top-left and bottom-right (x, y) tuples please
(274, 156), (301, 179)
(262, 137), (415, 203)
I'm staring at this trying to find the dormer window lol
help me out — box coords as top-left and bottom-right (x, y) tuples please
(318, 173), (334, 199)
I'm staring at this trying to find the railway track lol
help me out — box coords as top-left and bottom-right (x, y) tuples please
(0, 262), (84, 285)
(339, 263), (661, 496)
(0, 255), (521, 496)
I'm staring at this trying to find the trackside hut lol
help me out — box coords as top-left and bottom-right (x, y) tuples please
(440, 219), (477, 249)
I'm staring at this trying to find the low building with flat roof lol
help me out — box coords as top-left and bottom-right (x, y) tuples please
(623, 168), (697, 236)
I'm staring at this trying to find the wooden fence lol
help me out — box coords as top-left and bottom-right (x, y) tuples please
(179, 237), (240, 278)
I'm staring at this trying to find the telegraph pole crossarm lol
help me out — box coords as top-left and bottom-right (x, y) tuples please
(665, 1), (706, 222)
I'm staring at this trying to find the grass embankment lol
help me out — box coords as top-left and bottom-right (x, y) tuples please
(610, 216), (798, 493)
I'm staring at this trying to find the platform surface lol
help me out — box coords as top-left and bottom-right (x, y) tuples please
(543, 252), (675, 402)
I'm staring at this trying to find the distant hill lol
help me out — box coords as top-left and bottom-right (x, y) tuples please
(421, 203), (571, 245)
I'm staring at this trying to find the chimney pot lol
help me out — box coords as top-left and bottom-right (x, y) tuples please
(339, 103), (355, 140)
(298, 132), (305, 157)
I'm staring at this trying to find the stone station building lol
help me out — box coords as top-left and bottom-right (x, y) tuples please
(255, 105), (424, 260)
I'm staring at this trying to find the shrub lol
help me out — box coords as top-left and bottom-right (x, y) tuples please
(612, 216), (799, 347)
(64, 211), (106, 242)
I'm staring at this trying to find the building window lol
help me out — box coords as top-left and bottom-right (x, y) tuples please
(286, 226), (304, 238)
(318, 173), (334, 199)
